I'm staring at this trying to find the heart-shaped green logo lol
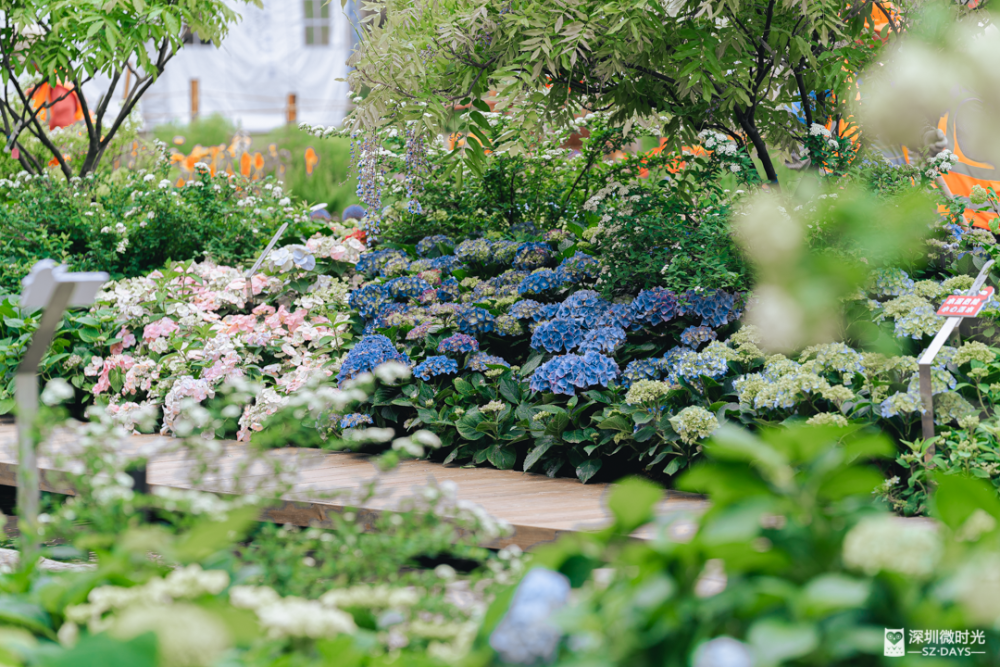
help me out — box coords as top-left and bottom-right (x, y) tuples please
(886, 631), (904, 645)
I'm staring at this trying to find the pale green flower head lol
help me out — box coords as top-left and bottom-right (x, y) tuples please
(954, 341), (994, 367)
(806, 412), (849, 427)
(669, 406), (719, 445)
(942, 275), (974, 293)
(625, 380), (672, 405)
(970, 184), (989, 205)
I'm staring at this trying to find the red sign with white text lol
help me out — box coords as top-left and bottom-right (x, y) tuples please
(937, 287), (994, 318)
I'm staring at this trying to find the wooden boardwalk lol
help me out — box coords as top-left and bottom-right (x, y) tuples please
(0, 424), (707, 550)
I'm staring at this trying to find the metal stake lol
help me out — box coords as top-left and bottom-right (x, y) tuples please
(918, 259), (995, 462)
(15, 282), (74, 555)
(245, 222), (289, 307)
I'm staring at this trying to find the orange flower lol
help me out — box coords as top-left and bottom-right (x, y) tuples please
(305, 147), (319, 175)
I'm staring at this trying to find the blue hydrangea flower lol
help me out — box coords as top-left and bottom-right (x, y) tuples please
(385, 276), (432, 301)
(369, 303), (411, 330)
(416, 235), (454, 257)
(536, 303), (560, 321)
(579, 326), (626, 354)
(558, 252), (600, 283)
(339, 413), (373, 429)
(621, 358), (668, 388)
(596, 303), (635, 329)
(531, 318), (585, 352)
(348, 284), (390, 319)
(870, 268), (916, 298)
(680, 325), (717, 348)
(493, 240), (521, 265)
(438, 333), (480, 354)
(455, 305), (496, 334)
(456, 238), (493, 263)
(668, 344), (732, 385)
(513, 242), (552, 270)
(468, 353), (511, 371)
(629, 288), (680, 327)
(337, 334), (411, 384)
(509, 300), (543, 320)
(529, 351), (619, 395)
(518, 269), (565, 296)
(413, 355), (459, 381)
(429, 255), (462, 273)
(682, 290), (738, 328)
(437, 277), (461, 302)
(486, 270), (531, 299)
(556, 290), (610, 323)
(355, 249), (407, 278)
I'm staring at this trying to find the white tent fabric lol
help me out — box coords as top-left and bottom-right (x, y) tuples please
(83, 0), (354, 133)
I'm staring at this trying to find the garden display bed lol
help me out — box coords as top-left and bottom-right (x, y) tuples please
(0, 424), (707, 550)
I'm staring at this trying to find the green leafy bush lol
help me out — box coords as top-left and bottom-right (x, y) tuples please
(0, 166), (313, 294)
(522, 425), (1000, 665)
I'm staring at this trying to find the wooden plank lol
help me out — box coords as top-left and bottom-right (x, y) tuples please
(0, 424), (707, 550)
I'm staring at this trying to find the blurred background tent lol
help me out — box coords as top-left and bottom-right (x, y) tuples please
(868, 6), (999, 229)
(80, 0), (360, 132)
(780, 5), (999, 229)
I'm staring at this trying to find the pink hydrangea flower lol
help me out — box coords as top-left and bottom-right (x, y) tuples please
(92, 355), (137, 395)
(223, 314), (257, 335)
(110, 327), (137, 355)
(143, 317), (179, 342)
(253, 303), (276, 317)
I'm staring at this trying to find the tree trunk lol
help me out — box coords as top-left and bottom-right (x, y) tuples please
(735, 106), (779, 187)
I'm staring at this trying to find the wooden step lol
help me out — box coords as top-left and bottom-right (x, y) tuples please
(0, 424), (708, 550)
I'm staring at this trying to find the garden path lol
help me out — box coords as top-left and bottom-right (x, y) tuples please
(0, 424), (708, 549)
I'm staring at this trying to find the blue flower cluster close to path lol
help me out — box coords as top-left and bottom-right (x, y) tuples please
(414, 355), (459, 380)
(337, 334), (411, 385)
(339, 413), (374, 429)
(530, 351), (620, 395)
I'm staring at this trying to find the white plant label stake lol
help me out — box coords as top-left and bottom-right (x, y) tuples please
(244, 222), (289, 306)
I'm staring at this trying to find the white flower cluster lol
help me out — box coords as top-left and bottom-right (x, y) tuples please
(842, 515), (942, 578)
(924, 149), (959, 178)
(230, 585), (357, 639)
(66, 565), (230, 632)
(698, 130), (738, 156)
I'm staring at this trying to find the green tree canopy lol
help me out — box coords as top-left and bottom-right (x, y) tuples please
(0, 0), (258, 178)
(348, 0), (891, 183)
